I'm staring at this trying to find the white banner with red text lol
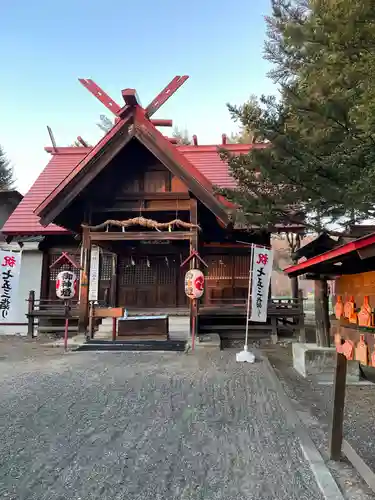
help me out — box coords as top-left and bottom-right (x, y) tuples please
(249, 246), (273, 323)
(0, 251), (21, 323)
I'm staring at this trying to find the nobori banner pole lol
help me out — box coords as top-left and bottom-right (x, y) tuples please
(244, 243), (255, 350)
(64, 299), (70, 352)
(236, 244), (256, 363)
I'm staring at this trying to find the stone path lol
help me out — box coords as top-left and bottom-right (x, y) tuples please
(0, 350), (327, 499)
(264, 343), (375, 500)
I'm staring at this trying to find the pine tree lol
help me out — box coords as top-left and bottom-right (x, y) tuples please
(97, 114), (115, 134)
(172, 127), (192, 145)
(227, 96), (264, 144)
(221, 0), (375, 236)
(0, 145), (14, 190)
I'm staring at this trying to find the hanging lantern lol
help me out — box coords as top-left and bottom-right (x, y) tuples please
(184, 269), (204, 299)
(56, 270), (77, 299)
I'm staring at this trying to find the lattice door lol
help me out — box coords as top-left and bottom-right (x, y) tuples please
(118, 256), (178, 307)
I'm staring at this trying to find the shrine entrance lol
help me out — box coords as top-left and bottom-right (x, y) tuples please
(117, 253), (188, 309)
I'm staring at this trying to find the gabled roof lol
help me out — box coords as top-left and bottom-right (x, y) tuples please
(3, 137), (256, 236)
(36, 106), (234, 228)
(2, 150), (87, 235)
(284, 231), (375, 276)
(294, 232), (337, 261)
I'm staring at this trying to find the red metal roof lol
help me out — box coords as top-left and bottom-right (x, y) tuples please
(37, 114), (132, 217)
(3, 142), (256, 235)
(2, 151), (87, 235)
(284, 232), (375, 275)
(179, 143), (255, 188)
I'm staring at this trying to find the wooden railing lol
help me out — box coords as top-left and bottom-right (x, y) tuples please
(199, 294), (306, 342)
(202, 296), (304, 313)
(26, 290), (79, 337)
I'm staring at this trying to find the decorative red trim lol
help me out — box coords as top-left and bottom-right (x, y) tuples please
(121, 88), (141, 107)
(180, 250), (208, 268)
(37, 113), (133, 216)
(49, 251), (80, 270)
(151, 119), (172, 127)
(284, 232), (375, 274)
(146, 76), (189, 118)
(78, 78), (121, 115)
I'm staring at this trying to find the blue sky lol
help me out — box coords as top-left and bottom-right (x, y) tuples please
(1, 0), (275, 194)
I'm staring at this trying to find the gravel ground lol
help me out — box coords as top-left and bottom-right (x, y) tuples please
(0, 346), (324, 500)
(264, 343), (375, 500)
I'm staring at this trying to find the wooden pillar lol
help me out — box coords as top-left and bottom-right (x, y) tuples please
(298, 289), (306, 343)
(109, 253), (118, 307)
(39, 251), (50, 301)
(78, 226), (91, 334)
(329, 352), (347, 460)
(27, 290), (35, 338)
(314, 278), (330, 347)
(190, 198), (199, 339)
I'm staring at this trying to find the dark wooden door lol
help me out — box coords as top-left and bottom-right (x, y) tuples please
(117, 255), (181, 308)
(205, 253), (250, 305)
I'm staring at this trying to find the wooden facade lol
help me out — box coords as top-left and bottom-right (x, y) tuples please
(35, 138), (269, 333)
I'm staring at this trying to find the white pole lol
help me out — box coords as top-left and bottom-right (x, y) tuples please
(244, 244), (254, 351)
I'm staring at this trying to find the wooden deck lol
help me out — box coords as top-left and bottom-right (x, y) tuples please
(198, 297), (305, 342)
(26, 289), (305, 342)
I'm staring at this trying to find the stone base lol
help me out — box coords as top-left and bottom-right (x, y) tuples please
(292, 342), (360, 383)
(189, 334), (221, 352)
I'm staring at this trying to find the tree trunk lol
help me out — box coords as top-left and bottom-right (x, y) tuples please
(314, 279), (330, 347)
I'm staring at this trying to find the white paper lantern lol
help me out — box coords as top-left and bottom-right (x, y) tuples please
(56, 270), (77, 299)
(184, 269), (204, 299)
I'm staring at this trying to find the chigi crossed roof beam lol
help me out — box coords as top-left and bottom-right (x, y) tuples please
(78, 76), (190, 140)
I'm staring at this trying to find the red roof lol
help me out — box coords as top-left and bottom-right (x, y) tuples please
(3, 141), (255, 235)
(179, 143), (257, 189)
(284, 232), (375, 276)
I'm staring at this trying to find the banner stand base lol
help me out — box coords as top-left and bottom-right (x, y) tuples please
(236, 345), (255, 363)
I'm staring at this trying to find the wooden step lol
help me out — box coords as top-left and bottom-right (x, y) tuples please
(200, 324), (272, 331)
(77, 340), (186, 352)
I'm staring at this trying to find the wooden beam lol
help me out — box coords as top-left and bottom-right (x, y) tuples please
(357, 244), (375, 260)
(92, 206), (191, 214)
(89, 231), (192, 241)
(151, 119), (173, 127)
(78, 78), (121, 115)
(146, 75), (189, 118)
(47, 126), (58, 153)
(77, 136), (89, 147)
(121, 88), (141, 107)
(112, 193), (190, 201)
